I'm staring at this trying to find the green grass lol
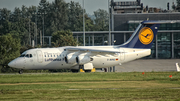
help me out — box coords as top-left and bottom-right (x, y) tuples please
(0, 72), (180, 101)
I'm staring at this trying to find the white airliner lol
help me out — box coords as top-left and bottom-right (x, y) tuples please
(8, 20), (175, 74)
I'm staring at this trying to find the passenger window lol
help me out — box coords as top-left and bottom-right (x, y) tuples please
(45, 55), (46, 57)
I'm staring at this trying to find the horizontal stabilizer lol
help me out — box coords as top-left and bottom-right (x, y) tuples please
(142, 20), (178, 24)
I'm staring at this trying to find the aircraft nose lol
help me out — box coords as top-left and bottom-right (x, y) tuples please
(8, 60), (16, 68)
(8, 58), (24, 69)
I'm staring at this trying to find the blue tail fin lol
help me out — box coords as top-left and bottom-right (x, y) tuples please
(120, 20), (160, 49)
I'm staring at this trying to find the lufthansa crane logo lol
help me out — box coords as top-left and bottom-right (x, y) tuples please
(139, 27), (154, 45)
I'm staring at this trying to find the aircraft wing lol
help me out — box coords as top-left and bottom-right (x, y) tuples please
(65, 47), (120, 56)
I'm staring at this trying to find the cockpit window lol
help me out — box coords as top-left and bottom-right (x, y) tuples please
(20, 54), (25, 57)
(25, 54), (29, 57)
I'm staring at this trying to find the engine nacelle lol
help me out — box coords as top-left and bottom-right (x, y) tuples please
(65, 53), (77, 64)
(76, 55), (93, 65)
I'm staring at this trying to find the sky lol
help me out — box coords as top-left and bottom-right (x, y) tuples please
(0, 0), (176, 15)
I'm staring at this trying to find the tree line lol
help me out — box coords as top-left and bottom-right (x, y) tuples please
(0, 0), (109, 73)
(0, 0), (109, 45)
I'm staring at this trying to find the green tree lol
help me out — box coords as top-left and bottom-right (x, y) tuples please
(0, 20), (12, 35)
(39, 0), (49, 13)
(10, 7), (31, 45)
(37, 0), (49, 38)
(0, 8), (11, 21)
(93, 9), (109, 31)
(67, 1), (95, 31)
(51, 30), (77, 47)
(12, 7), (21, 22)
(45, 0), (68, 35)
(21, 5), (28, 18)
(68, 1), (83, 31)
(0, 0), (96, 48)
(0, 34), (21, 73)
(85, 14), (94, 31)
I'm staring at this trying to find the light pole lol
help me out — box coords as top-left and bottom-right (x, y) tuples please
(108, 0), (111, 45)
(83, 0), (85, 46)
(38, 12), (46, 46)
(32, 8), (38, 46)
(35, 8), (37, 46)
(42, 13), (45, 46)
(111, 0), (114, 45)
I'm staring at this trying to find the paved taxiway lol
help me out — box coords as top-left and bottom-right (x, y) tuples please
(115, 59), (179, 72)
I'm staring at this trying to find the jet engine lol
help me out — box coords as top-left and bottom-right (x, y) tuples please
(65, 53), (77, 64)
(76, 55), (93, 65)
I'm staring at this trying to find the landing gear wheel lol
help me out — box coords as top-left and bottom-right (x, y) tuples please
(19, 69), (23, 74)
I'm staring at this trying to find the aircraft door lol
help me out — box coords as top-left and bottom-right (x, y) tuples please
(24, 56), (26, 68)
(36, 50), (43, 63)
(120, 49), (125, 61)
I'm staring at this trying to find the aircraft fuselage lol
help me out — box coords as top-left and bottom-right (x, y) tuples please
(8, 46), (150, 70)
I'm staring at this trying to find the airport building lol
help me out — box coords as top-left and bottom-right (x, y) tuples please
(113, 13), (180, 59)
(111, 0), (180, 59)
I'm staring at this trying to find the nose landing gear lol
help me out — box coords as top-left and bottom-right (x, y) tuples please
(19, 69), (23, 74)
